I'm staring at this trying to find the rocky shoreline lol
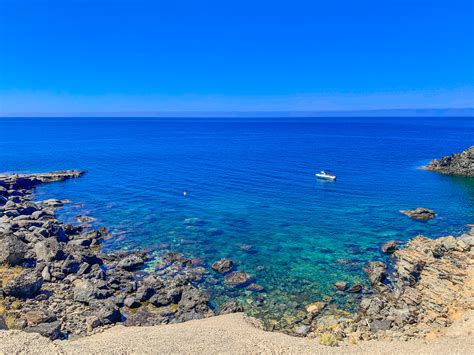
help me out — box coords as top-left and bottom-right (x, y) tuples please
(1, 171), (217, 339)
(1, 170), (473, 346)
(423, 146), (474, 177)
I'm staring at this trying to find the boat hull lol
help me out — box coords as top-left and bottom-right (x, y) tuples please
(315, 174), (336, 181)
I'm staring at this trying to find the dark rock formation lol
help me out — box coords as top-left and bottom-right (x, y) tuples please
(380, 240), (398, 254)
(0, 171), (214, 339)
(424, 146), (474, 177)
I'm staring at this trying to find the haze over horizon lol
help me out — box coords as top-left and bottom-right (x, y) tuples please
(1, 0), (473, 115)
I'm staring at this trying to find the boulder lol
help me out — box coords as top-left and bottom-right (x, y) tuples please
(25, 310), (55, 326)
(24, 320), (61, 340)
(334, 281), (348, 291)
(400, 208), (436, 221)
(123, 296), (141, 308)
(224, 271), (252, 288)
(2, 269), (43, 298)
(369, 319), (392, 332)
(85, 316), (102, 331)
(90, 300), (121, 325)
(178, 285), (209, 313)
(73, 280), (98, 303)
(150, 287), (182, 307)
(211, 258), (234, 274)
(117, 254), (145, 271)
(0, 234), (28, 265)
(34, 238), (60, 262)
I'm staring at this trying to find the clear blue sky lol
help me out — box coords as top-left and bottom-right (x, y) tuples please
(0, 0), (473, 114)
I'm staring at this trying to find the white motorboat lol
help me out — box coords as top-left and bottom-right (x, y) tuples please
(315, 170), (336, 181)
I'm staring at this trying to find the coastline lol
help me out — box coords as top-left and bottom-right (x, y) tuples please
(1, 169), (473, 351)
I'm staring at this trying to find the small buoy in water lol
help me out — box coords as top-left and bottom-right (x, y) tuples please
(183, 191), (188, 196)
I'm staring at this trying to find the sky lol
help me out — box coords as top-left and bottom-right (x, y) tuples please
(0, 0), (473, 115)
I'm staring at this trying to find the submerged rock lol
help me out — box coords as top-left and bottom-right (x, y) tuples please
(346, 284), (363, 293)
(306, 301), (326, 315)
(218, 300), (244, 315)
(400, 208), (436, 221)
(211, 258), (234, 274)
(334, 281), (348, 291)
(224, 271), (253, 288)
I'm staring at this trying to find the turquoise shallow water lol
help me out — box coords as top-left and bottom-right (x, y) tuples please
(1, 117), (473, 322)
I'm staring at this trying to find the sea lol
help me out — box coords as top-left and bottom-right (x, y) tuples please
(1, 117), (473, 324)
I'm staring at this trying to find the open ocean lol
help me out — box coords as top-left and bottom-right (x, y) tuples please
(1, 117), (473, 322)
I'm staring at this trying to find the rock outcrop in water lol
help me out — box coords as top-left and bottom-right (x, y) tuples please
(0, 171), (213, 339)
(424, 146), (474, 177)
(400, 208), (436, 221)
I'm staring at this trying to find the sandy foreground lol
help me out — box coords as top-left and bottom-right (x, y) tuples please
(1, 312), (473, 355)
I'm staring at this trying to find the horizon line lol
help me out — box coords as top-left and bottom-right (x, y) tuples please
(1, 108), (474, 118)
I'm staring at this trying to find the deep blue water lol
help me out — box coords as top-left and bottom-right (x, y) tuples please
(1, 117), (473, 321)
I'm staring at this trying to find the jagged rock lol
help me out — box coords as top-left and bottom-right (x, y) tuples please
(211, 258), (234, 273)
(424, 146), (474, 176)
(150, 287), (182, 307)
(381, 240), (398, 254)
(135, 285), (155, 302)
(364, 261), (387, 287)
(178, 285), (210, 314)
(400, 208), (436, 221)
(356, 234), (473, 340)
(0, 234), (28, 265)
(218, 300), (244, 315)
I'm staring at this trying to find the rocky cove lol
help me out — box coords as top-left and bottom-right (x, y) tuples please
(0, 165), (473, 345)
